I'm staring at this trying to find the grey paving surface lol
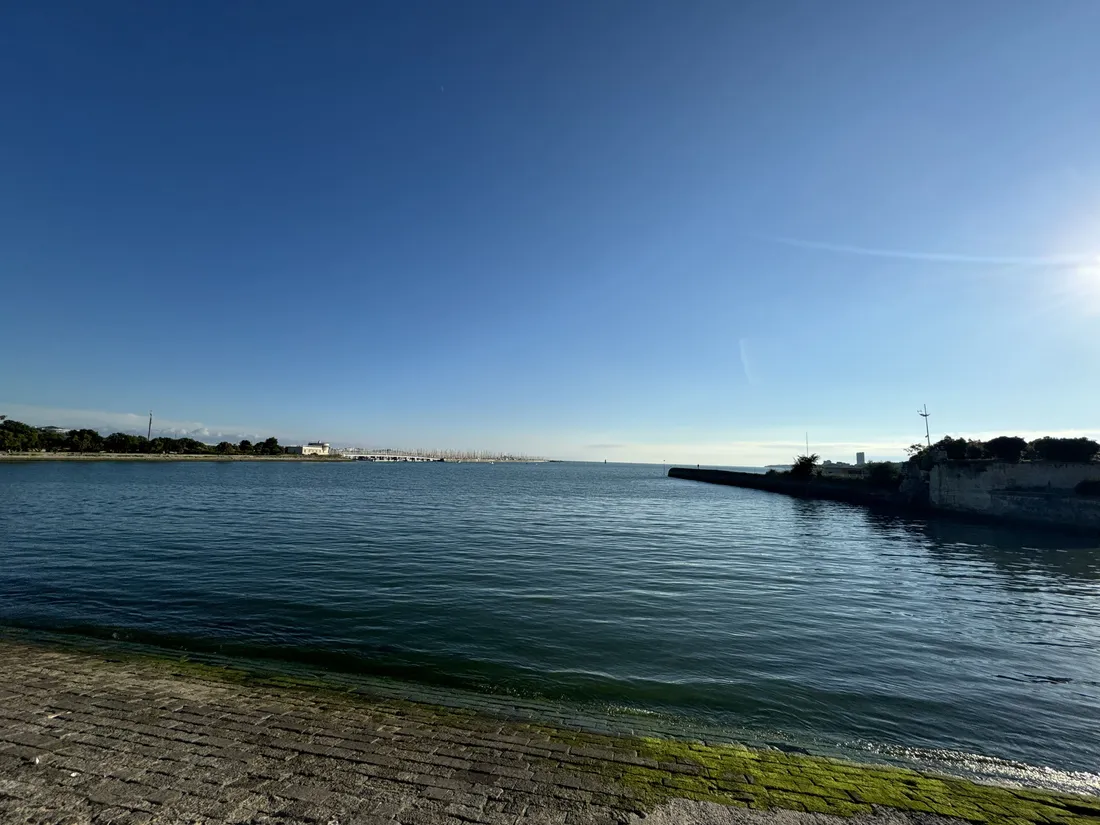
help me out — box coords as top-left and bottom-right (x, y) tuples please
(3, 641), (1090, 825)
(0, 642), (646, 824)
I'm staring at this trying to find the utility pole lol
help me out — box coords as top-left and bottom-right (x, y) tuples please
(147, 411), (153, 441)
(918, 404), (931, 447)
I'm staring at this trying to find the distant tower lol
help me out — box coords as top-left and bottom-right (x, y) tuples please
(918, 404), (931, 447)
(856, 452), (865, 466)
(147, 411), (153, 440)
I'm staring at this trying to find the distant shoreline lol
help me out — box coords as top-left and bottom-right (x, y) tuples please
(0, 452), (546, 463)
(0, 453), (344, 462)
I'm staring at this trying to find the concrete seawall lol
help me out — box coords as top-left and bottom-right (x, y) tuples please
(667, 468), (919, 511)
(669, 466), (1100, 534)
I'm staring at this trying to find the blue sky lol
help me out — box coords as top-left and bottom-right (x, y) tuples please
(3, 1), (1099, 463)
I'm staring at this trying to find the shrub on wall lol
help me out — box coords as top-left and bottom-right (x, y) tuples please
(789, 454), (819, 480)
(1026, 437), (1100, 463)
(904, 437), (967, 468)
(1076, 479), (1100, 497)
(934, 436), (970, 460)
(983, 436), (1028, 463)
(866, 462), (901, 490)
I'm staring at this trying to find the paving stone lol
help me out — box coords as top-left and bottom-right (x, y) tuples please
(0, 638), (1094, 825)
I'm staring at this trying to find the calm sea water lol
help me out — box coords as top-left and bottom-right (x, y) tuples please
(2, 461), (1099, 792)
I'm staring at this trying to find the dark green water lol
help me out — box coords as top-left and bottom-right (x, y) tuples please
(2, 461), (1099, 792)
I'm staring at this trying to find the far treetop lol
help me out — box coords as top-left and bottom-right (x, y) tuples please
(905, 434), (1099, 466)
(0, 417), (541, 461)
(0, 416), (285, 456)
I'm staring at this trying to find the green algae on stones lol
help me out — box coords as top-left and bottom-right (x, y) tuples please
(21, 635), (1100, 825)
(589, 735), (1100, 825)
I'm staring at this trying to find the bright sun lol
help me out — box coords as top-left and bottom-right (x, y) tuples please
(1060, 258), (1100, 316)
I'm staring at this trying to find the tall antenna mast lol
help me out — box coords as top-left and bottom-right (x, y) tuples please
(918, 404), (931, 447)
(147, 411), (153, 441)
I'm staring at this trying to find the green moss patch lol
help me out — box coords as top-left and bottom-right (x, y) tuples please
(540, 733), (1100, 824)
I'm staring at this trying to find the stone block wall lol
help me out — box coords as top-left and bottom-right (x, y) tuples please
(930, 461), (1100, 529)
(987, 490), (1100, 529)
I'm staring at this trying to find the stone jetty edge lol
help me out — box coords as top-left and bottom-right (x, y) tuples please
(667, 468), (916, 510)
(1, 638), (1098, 825)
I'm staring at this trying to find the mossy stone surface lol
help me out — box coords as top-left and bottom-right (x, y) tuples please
(16, 634), (1100, 825)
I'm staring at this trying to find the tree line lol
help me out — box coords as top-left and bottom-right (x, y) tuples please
(0, 416), (540, 460)
(906, 435), (1100, 465)
(0, 417), (285, 455)
(770, 433), (1099, 493)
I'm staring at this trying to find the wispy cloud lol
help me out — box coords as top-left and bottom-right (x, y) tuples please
(0, 403), (268, 443)
(738, 338), (755, 384)
(764, 235), (1090, 267)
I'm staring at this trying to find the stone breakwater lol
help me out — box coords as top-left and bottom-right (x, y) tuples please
(1, 640), (1099, 825)
(668, 466), (1100, 533)
(667, 468), (921, 510)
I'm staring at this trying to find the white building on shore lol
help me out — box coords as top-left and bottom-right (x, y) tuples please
(285, 442), (331, 456)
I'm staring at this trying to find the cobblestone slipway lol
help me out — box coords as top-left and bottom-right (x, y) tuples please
(1, 640), (1097, 825)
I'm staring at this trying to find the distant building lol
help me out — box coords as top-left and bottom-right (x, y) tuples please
(39, 426), (69, 434)
(856, 452), (866, 466)
(820, 465), (868, 479)
(286, 441), (330, 456)
(819, 459), (867, 479)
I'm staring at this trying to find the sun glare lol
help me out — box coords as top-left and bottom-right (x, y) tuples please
(1057, 258), (1100, 316)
